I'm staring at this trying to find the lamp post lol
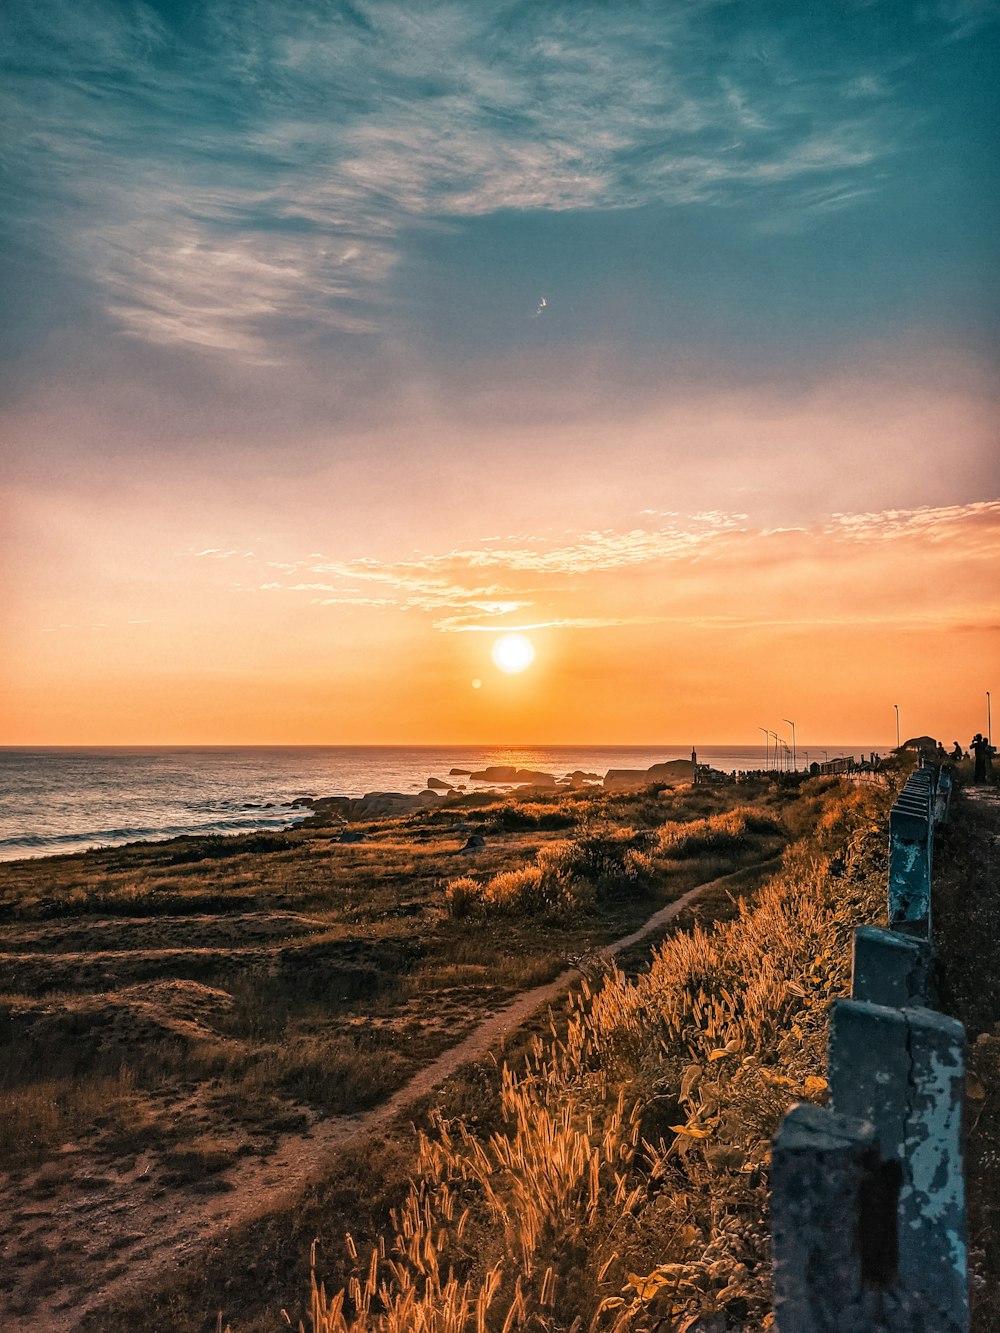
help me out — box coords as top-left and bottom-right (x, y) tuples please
(783, 718), (796, 770)
(988, 691), (992, 747)
(894, 704), (900, 750)
(759, 727), (769, 771)
(769, 731), (779, 772)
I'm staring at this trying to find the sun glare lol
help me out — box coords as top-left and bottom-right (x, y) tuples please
(491, 633), (536, 673)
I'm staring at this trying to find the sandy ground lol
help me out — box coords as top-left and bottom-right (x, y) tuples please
(1, 864), (762, 1332)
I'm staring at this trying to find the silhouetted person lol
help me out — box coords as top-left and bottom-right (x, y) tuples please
(972, 734), (989, 782)
(950, 741), (963, 762)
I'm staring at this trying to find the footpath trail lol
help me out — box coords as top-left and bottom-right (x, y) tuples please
(23, 860), (777, 1333)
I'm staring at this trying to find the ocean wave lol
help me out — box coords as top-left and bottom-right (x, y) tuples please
(0, 811), (309, 862)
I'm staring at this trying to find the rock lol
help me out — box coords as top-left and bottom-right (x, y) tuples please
(512, 769), (556, 786)
(603, 769), (651, 791)
(339, 830), (365, 844)
(461, 834), (485, 851)
(301, 796), (353, 824)
(469, 766), (518, 782)
(647, 760), (697, 777)
(565, 770), (601, 782)
(449, 768), (473, 776)
(351, 792), (431, 819)
(426, 777), (455, 791)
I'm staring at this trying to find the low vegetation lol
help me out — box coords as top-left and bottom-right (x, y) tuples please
(0, 772), (890, 1328)
(293, 778), (891, 1332)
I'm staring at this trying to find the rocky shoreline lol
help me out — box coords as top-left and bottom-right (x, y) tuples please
(293, 756), (708, 827)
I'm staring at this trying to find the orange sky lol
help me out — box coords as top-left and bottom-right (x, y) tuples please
(3, 4), (998, 747)
(3, 362), (997, 745)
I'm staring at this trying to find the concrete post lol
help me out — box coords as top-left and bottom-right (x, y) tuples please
(828, 999), (968, 1331)
(772, 1103), (889, 1332)
(888, 794), (933, 938)
(852, 925), (935, 1009)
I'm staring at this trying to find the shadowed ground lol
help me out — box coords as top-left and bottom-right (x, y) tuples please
(934, 781), (1000, 1333)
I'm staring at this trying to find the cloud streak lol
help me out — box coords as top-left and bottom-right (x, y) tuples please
(198, 500), (1000, 634)
(2, 0), (942, 359)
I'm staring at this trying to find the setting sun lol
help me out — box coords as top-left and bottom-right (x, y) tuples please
(491, 633), (536, 674)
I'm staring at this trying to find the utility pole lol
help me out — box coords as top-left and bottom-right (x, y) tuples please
(894, 704), (900, 750)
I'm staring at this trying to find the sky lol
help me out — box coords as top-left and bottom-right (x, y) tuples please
(1, 0), (998, 746)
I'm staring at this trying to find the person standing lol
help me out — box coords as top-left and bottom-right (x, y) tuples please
(971, 734), (989, 783)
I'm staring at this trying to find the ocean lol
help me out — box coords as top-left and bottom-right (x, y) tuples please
(0, 744), (876, 862)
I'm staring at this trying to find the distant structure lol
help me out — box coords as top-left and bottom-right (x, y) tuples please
(896, 734), (940, 759)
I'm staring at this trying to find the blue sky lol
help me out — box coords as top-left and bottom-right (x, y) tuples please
(4, 2), (998, 381)
(2, 1), (998, 743)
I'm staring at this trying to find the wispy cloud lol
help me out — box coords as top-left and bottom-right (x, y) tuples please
(199, 500), (1000, 635)
(1, 0), (934, 359)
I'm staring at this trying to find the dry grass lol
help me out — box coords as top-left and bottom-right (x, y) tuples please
(0, 776), (819, 1325)
(656, 806), (782, 858)
(295, 779), (892, 1332)
(0, 1066), (141, 1164)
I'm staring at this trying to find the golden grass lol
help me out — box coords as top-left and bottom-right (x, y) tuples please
(655, 806), (782, 858)
(296, 779), (891, 1331)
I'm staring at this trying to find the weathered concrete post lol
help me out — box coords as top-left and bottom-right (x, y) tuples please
(828, 998), (968, 1330)
(852, 925), (935, 1008)
(888, 785), (933, 937)
(772, 1103), (892, 1331)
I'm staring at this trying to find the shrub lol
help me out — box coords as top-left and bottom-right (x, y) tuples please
(444, 876), (480, 919)
(541, 824), (656, 902)
(444, 860), (594, 920)
(656, 806), (781, 858)
(483, 802), (576, 833)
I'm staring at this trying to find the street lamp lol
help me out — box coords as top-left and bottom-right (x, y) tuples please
(783, 718), (797, 770)
(988, 691), (992, 747)
(894, 704), (900, 750)
(759, 727), (769, 771)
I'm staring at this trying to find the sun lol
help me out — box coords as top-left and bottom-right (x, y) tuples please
(491, 633), (536, 673)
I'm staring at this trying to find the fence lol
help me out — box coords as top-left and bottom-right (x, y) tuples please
(770, 761), (967, 1332)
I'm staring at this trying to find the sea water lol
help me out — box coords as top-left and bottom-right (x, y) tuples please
(0, 744), (874, 861)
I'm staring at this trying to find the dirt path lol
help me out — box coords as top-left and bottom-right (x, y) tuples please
(15, 862), (775, 1332)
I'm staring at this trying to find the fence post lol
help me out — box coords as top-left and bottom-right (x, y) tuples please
(852, 925), (935, 1008)
(772, 1103), (894, 1331)
(888, 791), (933, 938)
(828, 998), (968, 1330)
